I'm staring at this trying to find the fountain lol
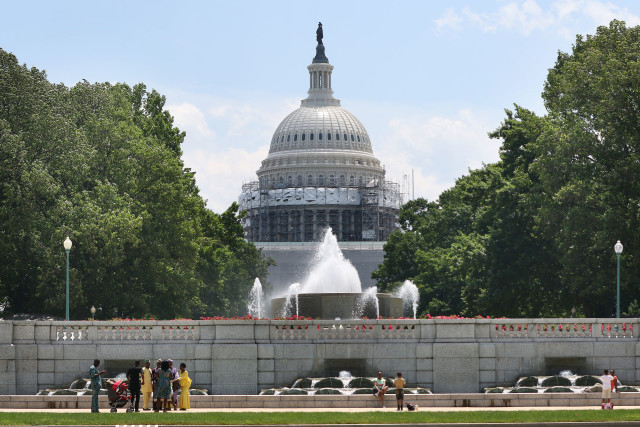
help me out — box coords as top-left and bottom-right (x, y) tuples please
(395, 280), (420, 319)
(281, 283), (301, 317)
(271, 229), (402, 319)
(248, 278), (265, 318)
(353, 287), (380, 319)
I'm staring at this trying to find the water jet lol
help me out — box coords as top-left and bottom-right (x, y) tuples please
(271, 229), (401, 319)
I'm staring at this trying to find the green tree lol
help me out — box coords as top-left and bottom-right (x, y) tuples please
(538, 20), (640, 316)
(0, 48), (271, 319)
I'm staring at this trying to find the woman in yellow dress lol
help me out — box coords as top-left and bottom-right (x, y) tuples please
(178, 363), (192, 410)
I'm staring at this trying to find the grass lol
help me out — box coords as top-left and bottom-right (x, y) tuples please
(2, 409), (640, 425)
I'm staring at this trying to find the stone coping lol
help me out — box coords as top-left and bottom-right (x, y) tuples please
(1, 393), (639, 409)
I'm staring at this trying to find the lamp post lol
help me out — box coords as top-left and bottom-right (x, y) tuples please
(90, 305), (96, 321)
(63, 237), (72, 321)
(614, 240), (623, 319)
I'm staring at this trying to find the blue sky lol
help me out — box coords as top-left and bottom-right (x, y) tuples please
(3, 0), (640, 212)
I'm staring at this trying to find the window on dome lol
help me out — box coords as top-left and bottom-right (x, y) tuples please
(319, 132), (323, 140)
(327, 133), (331, 141)
(294, 134), (298, 142)
(357, 135), (360, 142)
(310, 133), (314, 141)
(302, 133), (306, 141)
(351, 134), (355, 141)
(287, 135), (290, 142)
(307, 175), (313, 185)
(336, 133), (340, 141)
(319, 73), (323, 88)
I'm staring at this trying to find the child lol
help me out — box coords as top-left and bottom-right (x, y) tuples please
(394, 372), (406, 411)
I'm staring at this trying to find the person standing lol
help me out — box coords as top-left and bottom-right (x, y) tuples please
(141, 360), (153, 411)
(611, 369), (618, 408)
(168, 359), (179, 410)
(154, 360), (172, 412)
(373, 372), (388, 408)
(126, 360), (142, 412)
(601, 369), (614, 409)
(89, 359), (106, 413)
(178, 363), (192, 410)
(394, 372), (406, 411)
(152, 359), (162, 411)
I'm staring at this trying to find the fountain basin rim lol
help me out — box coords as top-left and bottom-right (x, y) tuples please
(274, 292), (395, 297)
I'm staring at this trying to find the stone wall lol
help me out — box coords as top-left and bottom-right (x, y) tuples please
(0, 319), (637, 395)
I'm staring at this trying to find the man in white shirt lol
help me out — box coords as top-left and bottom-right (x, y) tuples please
(601, 369), (614, 409)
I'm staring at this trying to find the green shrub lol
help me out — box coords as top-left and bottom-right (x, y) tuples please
(541, 376), (571, 387)
(348, 377), (374, 388)
(314, 378), (344, 388)
(292, 378), (312, 388)
(516, 376), (539, 387)
(575, 376), (601, 386)
(544, 386), (574, 393)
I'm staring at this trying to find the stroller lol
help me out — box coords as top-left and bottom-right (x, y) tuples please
(107, 380), (134, 413)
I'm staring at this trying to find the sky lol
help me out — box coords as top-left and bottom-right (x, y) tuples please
(3, 0), (640, 212)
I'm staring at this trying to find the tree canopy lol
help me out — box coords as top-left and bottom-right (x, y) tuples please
(375, 20), (640, 318)
(0, 48), (272, 319)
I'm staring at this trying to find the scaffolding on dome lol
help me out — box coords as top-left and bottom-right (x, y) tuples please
(239, 180), (402, 242)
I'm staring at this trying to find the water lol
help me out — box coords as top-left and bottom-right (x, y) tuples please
(247, 278), (265, 318)
(281, 283), (301, 317)
(301, 228), (362, 294)
(394, 280), (420, 319)
(353, 287), (380, 319)
(338, 370), (353, 379)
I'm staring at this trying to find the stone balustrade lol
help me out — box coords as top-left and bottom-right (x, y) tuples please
(4, 318), (636, 344)
(1, 318), (639, 396)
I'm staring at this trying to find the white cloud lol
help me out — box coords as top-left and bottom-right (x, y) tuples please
(581, 1), (640, 27)
(435, 8), (463, 32)
(183, 146), (269, 213)
(436, 0), (640, 37)
(168, 102), (214, 138)
(375, 109), (499, 203)
(167, 96), (298, 213)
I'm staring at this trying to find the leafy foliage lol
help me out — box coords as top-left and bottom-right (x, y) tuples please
(0, 48), (271, 319)
(375, 20), (640, 318)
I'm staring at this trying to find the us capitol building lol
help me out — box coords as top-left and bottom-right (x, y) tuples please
(238, 24), (401, 287)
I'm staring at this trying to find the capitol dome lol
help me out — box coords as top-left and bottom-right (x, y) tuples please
(268, 106), (373, 154)
(239, 23), (399, 243)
